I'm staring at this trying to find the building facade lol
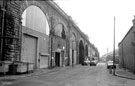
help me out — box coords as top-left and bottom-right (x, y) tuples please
(119, 17), (135, 73)
(0, 0), (99, 74)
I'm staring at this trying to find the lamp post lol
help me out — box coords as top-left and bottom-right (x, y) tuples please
(113, 16), (116, 75)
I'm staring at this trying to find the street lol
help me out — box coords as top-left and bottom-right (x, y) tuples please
(1, 62), (135, 86)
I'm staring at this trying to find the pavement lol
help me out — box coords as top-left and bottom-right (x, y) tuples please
(0, 65), (80, 80)
(115, 67), (135, 80)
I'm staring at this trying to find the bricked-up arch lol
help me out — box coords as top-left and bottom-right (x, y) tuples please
(70, 32), (77, 65)
(54, 23), (66, 39)
(79, 40), (84, 64)
(21, 5), (49, 35)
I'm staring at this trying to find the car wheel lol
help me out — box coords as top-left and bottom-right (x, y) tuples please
(107, 66), (109, 69)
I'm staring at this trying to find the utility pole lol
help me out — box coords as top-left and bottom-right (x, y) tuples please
(113, 16), (116, 75)
(106, 48), (108, 60)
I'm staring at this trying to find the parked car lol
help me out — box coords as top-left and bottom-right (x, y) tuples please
(81, 58), (90, 65)
(90, 60), (97, 66)
(106, 60), (116, 69)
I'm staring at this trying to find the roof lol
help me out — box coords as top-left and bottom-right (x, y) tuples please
(118, 26), (133, 46)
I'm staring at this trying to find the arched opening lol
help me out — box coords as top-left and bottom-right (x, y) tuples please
(85, 45), (88, 56)
(21, 5), (50, 69)
(21, 5), (49, 35)
(79, 40), (84, 64)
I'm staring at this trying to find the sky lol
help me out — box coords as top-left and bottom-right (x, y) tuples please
(54, 0), (135, 56)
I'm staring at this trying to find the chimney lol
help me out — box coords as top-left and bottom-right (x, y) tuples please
(132, 15), (135, 26)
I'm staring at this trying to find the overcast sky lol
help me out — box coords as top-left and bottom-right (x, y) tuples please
(55, 0), (135, 56)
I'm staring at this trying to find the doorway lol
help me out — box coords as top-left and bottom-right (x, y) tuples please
(55, 52), (60, 67)
(72, 50), (74, 65)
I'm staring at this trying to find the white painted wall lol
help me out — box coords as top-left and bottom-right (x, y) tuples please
(22, 6), (49, 35)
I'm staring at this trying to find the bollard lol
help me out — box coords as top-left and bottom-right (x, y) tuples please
(109, 67), (112, 74)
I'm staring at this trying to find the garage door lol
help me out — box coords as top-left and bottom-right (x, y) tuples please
(40, 55), (48, 68)
(21, 34), (37, 68)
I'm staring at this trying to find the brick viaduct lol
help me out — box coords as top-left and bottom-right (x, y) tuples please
(0, 0), (99, 70)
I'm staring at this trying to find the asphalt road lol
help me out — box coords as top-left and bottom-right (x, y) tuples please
(2, 62), (133, 86)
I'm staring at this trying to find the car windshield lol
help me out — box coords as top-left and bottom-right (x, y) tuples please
(108, 61), (113, 63)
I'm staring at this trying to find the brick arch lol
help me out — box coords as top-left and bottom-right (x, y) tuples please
(79, 38), (84, 45)
(54, 23), (67, 39)
(53, 16), (69, 34)
(20, 1), (50, 28)
(54, 23), (68, 36)
(20, 1), (46, 15)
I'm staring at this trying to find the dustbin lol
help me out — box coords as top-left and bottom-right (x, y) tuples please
(9, 64), (17, 75)
(0, 61), (12, 74)
(17, 62), (27, 73)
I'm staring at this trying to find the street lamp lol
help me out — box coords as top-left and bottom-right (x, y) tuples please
(62, 46), (65, 67)
(63, 46), (65, 50)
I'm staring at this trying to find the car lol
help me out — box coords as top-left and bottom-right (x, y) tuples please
(90, 60), (97, 66)
(81, 58), (90, 65)
(106, 60), (116, 69)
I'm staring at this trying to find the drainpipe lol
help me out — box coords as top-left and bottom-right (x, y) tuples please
(72, 40), (74, 67)
(122, 43), (124, 68)
(50, 17), (55, 69)
(0, 0), (6, 61)
(50, 26), (53, 69)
